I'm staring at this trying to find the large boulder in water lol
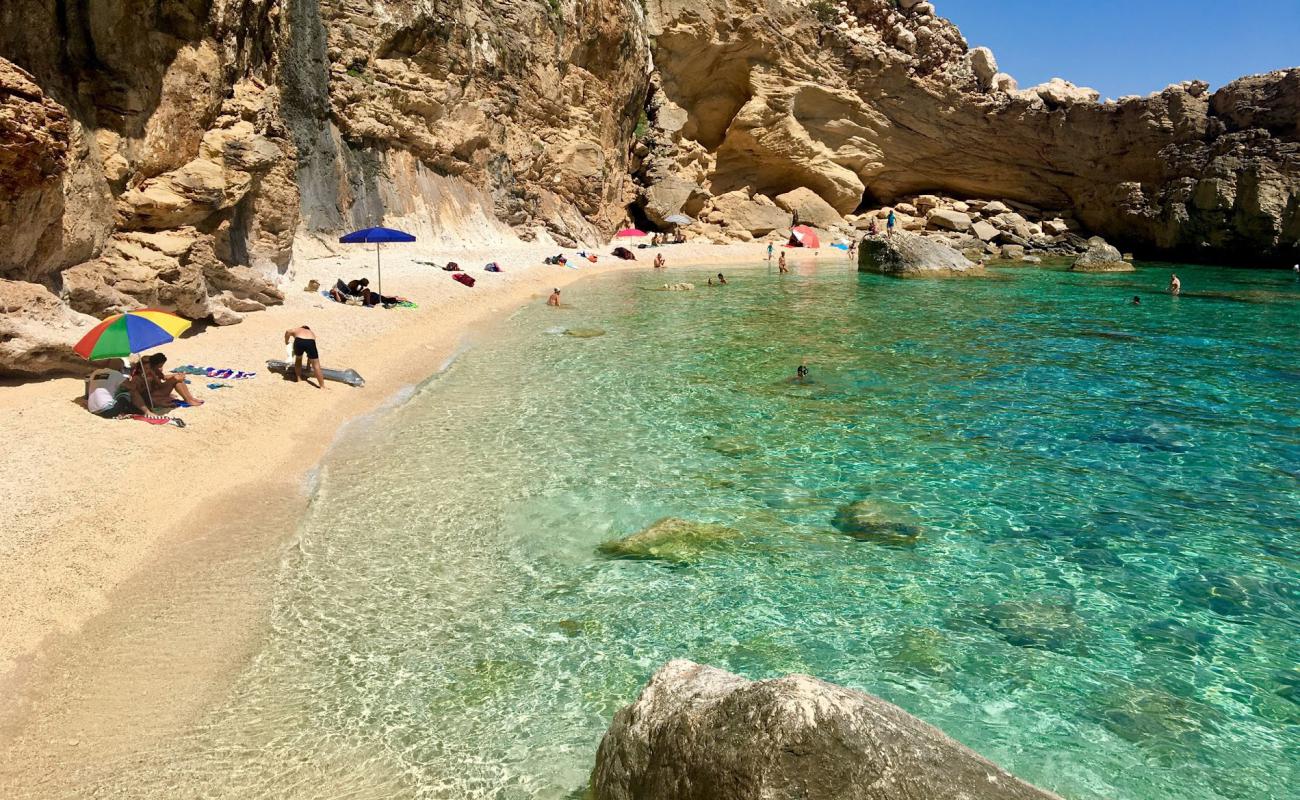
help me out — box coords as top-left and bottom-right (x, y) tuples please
(590, 659), (1062, 800)
(597, 518), (743, 565)
(857, 232), (979, 275)
(832, 500), (923, 544)
(1070, 237), (1134, 272)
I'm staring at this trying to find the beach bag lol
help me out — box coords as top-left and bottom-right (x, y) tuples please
(484, 262), (502, 272)
(452, 272), (476, 287)
(442, 262), (461, 272)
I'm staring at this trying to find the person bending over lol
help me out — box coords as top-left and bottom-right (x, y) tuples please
(285, 325), (326, 388)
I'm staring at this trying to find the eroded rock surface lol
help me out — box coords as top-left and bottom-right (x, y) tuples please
(858, 232), (978, 275)
(638, 0), (1299, 265)
(1071, 237), (1135, 272)
(590, 659), (1062, 800)
(597, 518), (743, 564)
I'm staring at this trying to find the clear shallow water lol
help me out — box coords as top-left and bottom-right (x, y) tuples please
(143, 262), (1297, 798)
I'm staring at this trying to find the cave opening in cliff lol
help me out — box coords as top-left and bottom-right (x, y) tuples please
(854, 188), (883, 215)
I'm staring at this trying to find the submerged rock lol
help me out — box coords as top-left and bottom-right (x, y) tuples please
(590, 660), (1062, 800)
(1070, 237), (1135, 272)
(858, 232), (979, 275)
(564, 327), (606, 338)
(831, 499), (923, 544)
(597, 517), (743, 565)
(976, 600), (1091, 655)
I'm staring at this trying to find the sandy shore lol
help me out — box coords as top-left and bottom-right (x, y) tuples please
(0, 238), (806, 786)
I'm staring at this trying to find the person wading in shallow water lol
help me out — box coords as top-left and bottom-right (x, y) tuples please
(547, 288), (561, 307)
(1169, 273), (1182, 295)
(778, 251), (788, 274)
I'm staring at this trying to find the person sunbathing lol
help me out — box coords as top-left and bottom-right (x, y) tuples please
(131, 352), (203, 407)
(330, 278), (376, 305)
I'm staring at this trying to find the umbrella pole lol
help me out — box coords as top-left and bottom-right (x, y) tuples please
(376, 242), (382, 301)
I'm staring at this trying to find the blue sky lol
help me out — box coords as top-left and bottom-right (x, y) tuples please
(940, 0), (1300, 98)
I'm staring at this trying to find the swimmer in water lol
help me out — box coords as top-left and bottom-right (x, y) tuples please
(1169, 273), (1181, 295)
(795, 364), (809, 383)
(716, 273), (727, 285)
(1132, 295), (1141, 305)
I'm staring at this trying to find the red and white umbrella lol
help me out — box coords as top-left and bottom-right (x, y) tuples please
(790, 225), (821, 248)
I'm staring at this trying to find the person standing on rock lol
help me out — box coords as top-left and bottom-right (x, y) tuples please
(887, 210), (896, 237)
(1169, 273), (1181, 295)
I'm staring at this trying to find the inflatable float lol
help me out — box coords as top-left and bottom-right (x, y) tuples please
(265, 360), (365, 387)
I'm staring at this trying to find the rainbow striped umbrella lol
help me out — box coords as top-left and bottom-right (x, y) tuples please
(73, 309), (192, 361)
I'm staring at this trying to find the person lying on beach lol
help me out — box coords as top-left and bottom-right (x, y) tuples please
(131, 352), (203, 407)
(547, 288), (562, 307)
(330, 278), (374, 305)
(285, 325), (326, 388)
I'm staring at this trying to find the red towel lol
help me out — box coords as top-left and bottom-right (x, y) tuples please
(452, 272), (476, 287)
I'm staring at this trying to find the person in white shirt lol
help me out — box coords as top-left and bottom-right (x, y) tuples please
(86, 360), (139, 417)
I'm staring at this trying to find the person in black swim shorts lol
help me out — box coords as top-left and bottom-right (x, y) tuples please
(285, 325), (326, 388)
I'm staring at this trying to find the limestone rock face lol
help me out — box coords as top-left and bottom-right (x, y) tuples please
(775, 187), (845, 229)
(858, 233), (979, 275)
(709, 191), (792, 236)
(640, 1), (1300, 265)
(63, 227), (284, 324)
(0, 279), (99, 377)
(590, 659), (1063, 800)
(1071, 236), (1135, 272)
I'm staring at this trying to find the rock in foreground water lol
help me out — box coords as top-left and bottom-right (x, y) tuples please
(858, 233), (979, 275)
(590, 660), (1062, 800)
(832, 500), (923, 544)
(1070, 237), (1135, 272)
(597, 518), (743, 564)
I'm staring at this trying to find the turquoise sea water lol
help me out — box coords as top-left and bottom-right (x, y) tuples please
(144, 261), (1298, 798)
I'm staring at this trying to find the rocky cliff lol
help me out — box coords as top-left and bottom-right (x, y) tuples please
(590, 659), (1061, 800)
(1, 0), (1297, 375)
(638, 0), (1298, 265)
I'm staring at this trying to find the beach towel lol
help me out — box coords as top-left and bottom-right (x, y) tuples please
(452, 272), (476, 287)
(322, 289), (364, 306)
(122, 413), (186, 428)
(484, 262), (502, 272)
(171, 366), (256, 379)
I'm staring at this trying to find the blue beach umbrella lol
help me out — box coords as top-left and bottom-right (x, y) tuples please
(338, 227), (417, 299)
